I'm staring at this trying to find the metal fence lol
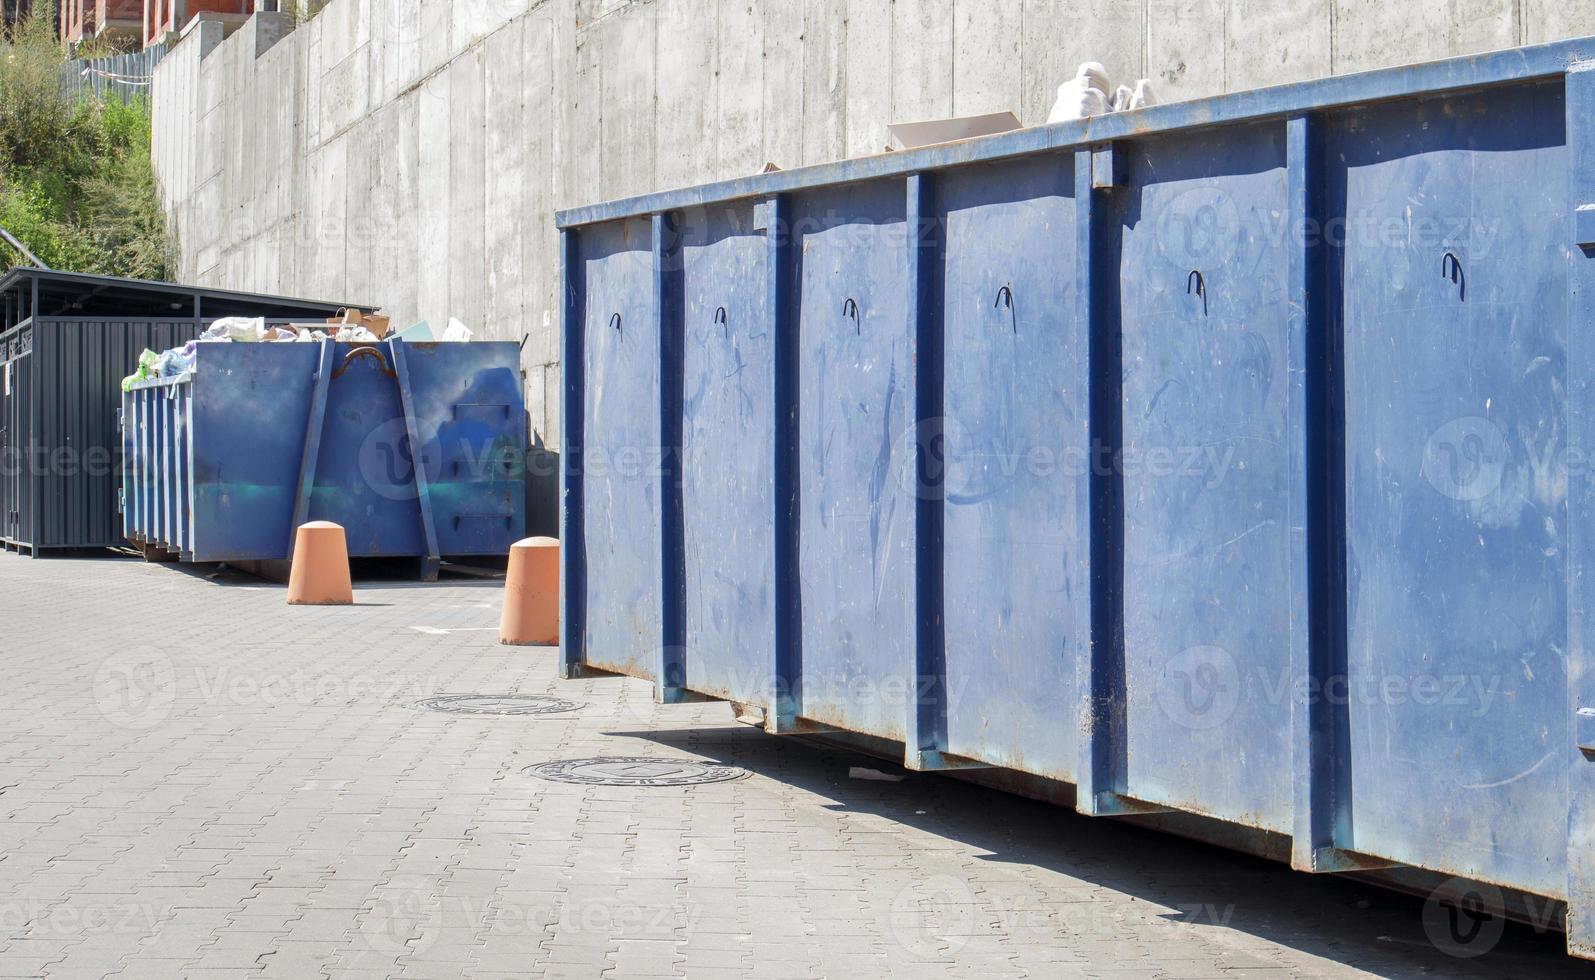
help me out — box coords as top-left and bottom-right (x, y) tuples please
(60, 42), (167, 104)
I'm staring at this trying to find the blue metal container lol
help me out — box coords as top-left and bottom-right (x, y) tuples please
(121, 340), (526, 576)
(557, 37), (1595, 957)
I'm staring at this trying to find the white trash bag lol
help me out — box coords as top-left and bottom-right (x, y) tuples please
(200, 316), (266, 343)
(1048, 62), (1113, 123)
(1115, 79), (1157, 111)
(441, 318), (474, 342)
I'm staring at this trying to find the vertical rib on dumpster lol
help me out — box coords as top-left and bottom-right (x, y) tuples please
(1074, 145), (1130, 816)
(288, 340), (335, 557)
(905, 172), (948, 770)
(769, 195), (802, 733)
(389, 339), (441, 581)
(656, 211), (688, 703)
(560, 228), (587, 680)
(1566, 59), (1595, 960)
(1287, 113), (1369, 873)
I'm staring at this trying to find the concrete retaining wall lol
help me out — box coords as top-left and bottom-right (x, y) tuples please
(151, 0), (1595, 447)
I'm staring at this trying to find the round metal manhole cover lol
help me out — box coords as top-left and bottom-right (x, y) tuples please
(525, 757), (750, 786)
(417, 694), (583, 716)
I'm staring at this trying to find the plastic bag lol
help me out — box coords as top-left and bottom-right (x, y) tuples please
(120, 349), (160, 392)
(201, 316), (266, 343)
(1048, 63), (1113, 123)
(1047, 63), (1155, 122)
(157, 348), (192, 378)
(1113, 79), (1157, 111)
(334, 325), (378, 342)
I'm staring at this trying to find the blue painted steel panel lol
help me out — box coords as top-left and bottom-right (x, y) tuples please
(680, 202), (775, 705)
(935, 156), (1082, 778)
(188, 344), (333, 560)
(793, 183), (913, 740)
(1114, 123), (1295, 832)
(122, 342), (525, 565)
(579, 218), (662, 679)
(1566, 59), (1595, 960)
(558, 37), (1595, 959)
(399, 343), (525, 557)
(1335, 82), (1569, 896)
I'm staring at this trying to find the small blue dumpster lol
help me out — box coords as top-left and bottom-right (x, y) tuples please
(556, 36), (1595, 958)
(121, 340), (525, 577)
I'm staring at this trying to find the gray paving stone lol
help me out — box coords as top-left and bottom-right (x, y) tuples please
(0, 554), (1584, 980)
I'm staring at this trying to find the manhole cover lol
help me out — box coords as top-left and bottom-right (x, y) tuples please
(525, 757), (750, 786)
(417, 694), (583, 716)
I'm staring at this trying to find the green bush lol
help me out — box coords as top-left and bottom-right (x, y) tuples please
(0, 0), (173, 280)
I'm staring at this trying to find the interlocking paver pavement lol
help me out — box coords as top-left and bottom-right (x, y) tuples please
(1, 552), (1589, 978)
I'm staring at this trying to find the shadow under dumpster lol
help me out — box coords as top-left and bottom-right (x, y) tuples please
(602, 714), (1592, 978)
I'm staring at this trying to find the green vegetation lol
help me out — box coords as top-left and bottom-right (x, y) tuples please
(0, 1), (173, 279)
(280, 0), (333, 32)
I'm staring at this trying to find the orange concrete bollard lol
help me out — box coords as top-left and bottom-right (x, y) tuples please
(500, 536), (559, 645)
(286, 521), (354, 606)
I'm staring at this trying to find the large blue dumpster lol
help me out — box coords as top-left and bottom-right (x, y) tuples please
(557, 36), (1595, 957)
(121, 340), (526, 577)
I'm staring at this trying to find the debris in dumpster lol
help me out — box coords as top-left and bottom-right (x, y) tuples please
(1115, 78), (1156, 111)
(333, 324), (379, 342)
(156, 345), (194, 378)
(1047, 62), (1156, 123)
(202, 316), (268, 342)
(326, 307), (391, 339)
(119, 348), (159, 391)
(886, 111), (1021, 151)
(390, 320), (434, 342)
(124, 309), (482, 392)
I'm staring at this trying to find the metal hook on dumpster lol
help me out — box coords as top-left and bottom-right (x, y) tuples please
(1187, 270), (1207, 317)
(609, 312), (622, 334)
(714, 306), (728, 336)
(994, 284), (1016, 334)
(1442, 251), (1465, 301)
(843, 297), (859, 334)
(332, 345), (396, 380)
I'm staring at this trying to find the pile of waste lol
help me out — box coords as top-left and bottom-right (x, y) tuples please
(1047, 62), (1156, 122)
(120, 312), (475, 392)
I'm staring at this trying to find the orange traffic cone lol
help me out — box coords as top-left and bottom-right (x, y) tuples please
(287, 521), (354, 606)
(500, 537), (559, 645)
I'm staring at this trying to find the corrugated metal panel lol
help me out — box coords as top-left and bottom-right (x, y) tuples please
(32, 318), (199, 550)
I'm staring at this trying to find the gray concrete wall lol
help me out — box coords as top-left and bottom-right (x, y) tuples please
(151, 0), (1595, 448)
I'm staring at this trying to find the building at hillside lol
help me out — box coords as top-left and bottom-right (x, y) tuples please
(57, 0), (257, 48)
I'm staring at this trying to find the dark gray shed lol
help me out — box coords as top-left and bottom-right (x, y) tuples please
(0, 268), (367, 555)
